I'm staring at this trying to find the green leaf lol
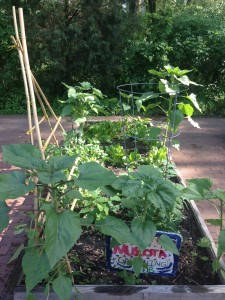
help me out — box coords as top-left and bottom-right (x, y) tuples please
(112, 175), (129, 191)
(52, 274), (72, 300)
(22, 247), (51, 293)
(212, 259), (221, 273)
(205, 219), (222, 227)
(61, 104), (73, 117)
(95, 216), (134, 245)
(200, 256), (209, 261)
(2, 144), (43, 169)
(147, 127), (161, 139)
(158, 234), (179, 255)
(212, 189), (225, 202)
(197, 237), (211, 248)
(0, 200), (10, 231)
(218, 229), (225, 256)
(122, 103), (131, 111)
(131, 219), (156, 251)
(75, 117), (86, 125)
(0, 171), (35, 200)
(148, 69), (166, 77)
(66, 189), (83, 201)
(183, 178), (213, 201)
(131, 256), (143, 277)
(160, 79), (179, 95)
(175, 75), (190, 86)
(168, 110), (184, 128)
(135, 99), (143, 112)
(75, 162), (117, 191)
(68, 87), (76, 99)
(80, 81), (91, 90)
(149, 181), (179, 212)
(37, 171), (67, 184)
(121, 197), (137, 209)
(47, 155), (76, 171)
(186, 93), (202, 113)
(178, 103), (194, 117)
(44, 207), (81, 268)
(8, 244), (25, 263)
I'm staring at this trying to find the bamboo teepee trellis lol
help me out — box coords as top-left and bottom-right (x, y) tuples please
(11, 6), (65, 157)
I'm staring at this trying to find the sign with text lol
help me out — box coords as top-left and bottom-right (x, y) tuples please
(106, 231), (182, 276)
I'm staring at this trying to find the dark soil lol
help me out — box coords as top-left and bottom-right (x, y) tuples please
(69, 205), (220, 286)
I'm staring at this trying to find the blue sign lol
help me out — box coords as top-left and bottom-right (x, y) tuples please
(106, 231), (182, 276)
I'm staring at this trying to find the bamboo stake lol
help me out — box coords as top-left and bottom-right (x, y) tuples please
(18, 8), (44, 157)
(12, 6), (34, 145)
(32, 75), (65, 133)
(26, 116), (46, 135)
(33, 82), (59, 146)
(43, 116), (62, 151)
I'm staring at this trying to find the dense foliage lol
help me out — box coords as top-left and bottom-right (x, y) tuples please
(1, 0), (225, 115)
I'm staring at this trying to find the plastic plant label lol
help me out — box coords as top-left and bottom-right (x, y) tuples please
(106, 231), (182, 276)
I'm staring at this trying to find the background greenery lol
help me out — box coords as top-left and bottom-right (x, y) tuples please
(1, 0), (225, 115)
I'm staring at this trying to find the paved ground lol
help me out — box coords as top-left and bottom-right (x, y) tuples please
(172, 117), (225, 243)
(0, 115), (225, 298)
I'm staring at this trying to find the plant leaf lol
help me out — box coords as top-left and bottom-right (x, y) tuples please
(168, 110), (184, 128)
(47, 155), (77, 171)
(95, 216), (134, 245)
(61, 104), (73, 116)
(205, 219), (222, 227)
(183, 178), (213, 201)
(131, 256), (143, 277)
(44, 207), (81, 268)
(158, 234), (179, 255)
(52, 274), (72, 300)
(8, 244), (25, 264)
(187, 116), (200, 128)
(218, 229), (225, 256)
(0, 171), (35, 200)
(22, 247), (51, 293)
(37, 171), (67, 184)
(2, 144), (43, 169)
(186, 93), (202, 113)
(131, 219), (156, 250)
(0, 200), (10, 231)
(178, 103), (194, 117)
(75, 162), (117, 191)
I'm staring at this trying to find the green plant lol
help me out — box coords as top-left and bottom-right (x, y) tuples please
(0, 143), (117, 299)
(0, 144), (184, 299)
(183, 178), (225, 278)
(60, 81), (105, 134)
(105, 144), (126, 166)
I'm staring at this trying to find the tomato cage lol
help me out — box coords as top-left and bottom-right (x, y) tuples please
(117, 82), (187, 177)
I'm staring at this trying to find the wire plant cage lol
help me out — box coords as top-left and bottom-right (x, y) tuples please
(117, 82), (185, 177)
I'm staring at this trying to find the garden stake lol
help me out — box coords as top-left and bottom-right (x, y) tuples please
(18, 8), (44, 156)
(33, 81), (59, 146)
(32, 75), (65, 133)
(43, 116), (62, 151)
(12, 6), (33, 145)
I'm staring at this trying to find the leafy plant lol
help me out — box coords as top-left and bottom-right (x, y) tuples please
(183, 178), (225, 278)
(0, 143), (117, 299)
(60, 82), (105, 134)
(105, 144), (126, 166)
(0, 144), (184, 298)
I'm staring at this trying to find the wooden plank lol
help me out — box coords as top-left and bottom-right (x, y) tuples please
(13, 285), (225, 300)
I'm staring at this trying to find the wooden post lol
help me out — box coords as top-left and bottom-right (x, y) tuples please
(18, 7), (44, 157)
(12, 6), (34, 145)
